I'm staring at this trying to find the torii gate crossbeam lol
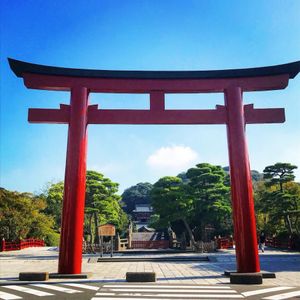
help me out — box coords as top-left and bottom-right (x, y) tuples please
(9, 58), (300, 280)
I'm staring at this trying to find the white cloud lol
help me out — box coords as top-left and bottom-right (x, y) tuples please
(146, 145), (198, 173)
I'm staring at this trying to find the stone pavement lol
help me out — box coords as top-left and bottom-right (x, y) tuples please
(0, 247), (299, 286)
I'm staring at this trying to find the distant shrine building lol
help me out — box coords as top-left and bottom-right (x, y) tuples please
(131, 204), (153, 231)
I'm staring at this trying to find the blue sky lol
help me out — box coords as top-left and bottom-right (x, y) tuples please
(1, 0), (300, 194)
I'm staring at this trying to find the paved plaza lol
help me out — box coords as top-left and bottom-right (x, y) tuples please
(0, 247), (300, 299)
(0, 247), (299, 286)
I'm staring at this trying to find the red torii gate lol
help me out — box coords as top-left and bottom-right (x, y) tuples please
(9, 58), (300, 280)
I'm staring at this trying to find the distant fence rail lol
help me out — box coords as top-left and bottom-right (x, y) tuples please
(215, 236), (299, 251)
(216, 237), (234, 249)
(132, 240), (169, 249)
(265, 237), (299, 250)
(83, 242), (113, 254)
(1, 238), (45, 252)
(194, 241), (217, 253)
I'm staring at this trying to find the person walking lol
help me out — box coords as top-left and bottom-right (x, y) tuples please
(259, 232), (266, 253)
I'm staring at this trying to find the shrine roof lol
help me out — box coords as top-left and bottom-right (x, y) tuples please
(8, 58), (300, 80)
(133, 204), (153, 213)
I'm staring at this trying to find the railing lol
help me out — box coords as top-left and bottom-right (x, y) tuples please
(194, 241), (217, 253)
(265, 237), (296, 250)
(83, 242), (113, 254)
(131, 240), (169, 249)
(215, 236), (298, 250)
(1, 238), (45, 251)
(216, 237), (234, 249)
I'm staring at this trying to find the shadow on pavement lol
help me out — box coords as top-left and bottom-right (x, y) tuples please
(158, 274), (224, 281)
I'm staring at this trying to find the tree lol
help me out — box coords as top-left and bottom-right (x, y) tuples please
(85, 171), (128, 243)
(150, 163), (232, 247)
(43, 171), (128, 244)
(121, 182), (153, 213)
(150, 176), (196, 247)
(0, 188), (57, 244)
(43, 181), (64, 231)
(255, 163), (300, 234)
(263, 163), (297, 192)
(187, 163), (232, 239)
(223, 166), (263, 184)
(177, 172), (190, 184)
(251, 170), (264, 182)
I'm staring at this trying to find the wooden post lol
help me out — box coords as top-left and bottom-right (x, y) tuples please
(1, 238), (5, 252)
(225, 86), (260, 273)
(58, 87), (89, 274)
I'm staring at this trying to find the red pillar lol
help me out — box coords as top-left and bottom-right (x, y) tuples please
(225, 86), (260, 273)
(58, 86), (88, 274)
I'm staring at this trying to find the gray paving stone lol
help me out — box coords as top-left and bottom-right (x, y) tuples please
(0, 247), (299, 286)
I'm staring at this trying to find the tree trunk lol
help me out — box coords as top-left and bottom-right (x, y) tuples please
(294, 215), (299, 234)
(286, 214), (293, 234)
(182, 218), (197, 250)
(94, 212), (100, 244)
(88, 214), (93, 243)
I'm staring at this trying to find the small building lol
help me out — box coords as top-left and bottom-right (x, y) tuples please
(131, 204), (153, 225)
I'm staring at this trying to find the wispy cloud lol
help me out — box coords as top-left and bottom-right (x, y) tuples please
(146, 145), (198, 173)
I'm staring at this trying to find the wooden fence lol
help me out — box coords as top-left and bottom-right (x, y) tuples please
(131, 240), (170, 249)
(216, 236), (299, 250)
(195, 241), (217, 253)
(216, 237), (234, 249)
(265, 237), (298, 250)
(83, 241), (114, 253)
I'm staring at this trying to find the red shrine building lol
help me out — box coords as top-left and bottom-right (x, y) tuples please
(132, 204), (153, 223)
(132, 204), (153, 231)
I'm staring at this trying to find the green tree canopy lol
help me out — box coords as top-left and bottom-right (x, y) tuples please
(150, 176), (196, 246)
(85, 170), (128, 241)
(0, 188), (57, 244)
(150, 163), (232, 246)
(255, 162), (300, 234)
(186, 163), (232, 238)
(263, 163), (297, 192)
(43, 181), (64, 231)
(121, 182), (153, 213)
(223, 166), (263, 183)
(43, 170), (128, 244)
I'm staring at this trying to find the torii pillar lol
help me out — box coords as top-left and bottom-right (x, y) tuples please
(225, 86), (260, 273)
(8, 58), (300, 283)
(59, 87), (89, 274)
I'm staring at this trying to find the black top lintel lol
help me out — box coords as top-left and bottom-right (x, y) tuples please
(8, 58), (300, 80)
